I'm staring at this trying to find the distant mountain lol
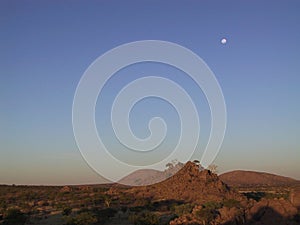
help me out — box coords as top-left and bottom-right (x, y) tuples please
(220, 170), (300, 187)
(120, 164), (300, 188)
(119, 169), (165, 186)
(119, 161), (184, 186)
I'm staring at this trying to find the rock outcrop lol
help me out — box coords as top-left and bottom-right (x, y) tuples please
(245, 198), (299, 225)
(290, 187), (300, 209)
(129, 161), (243, 204)
(60, 186), (72, 193)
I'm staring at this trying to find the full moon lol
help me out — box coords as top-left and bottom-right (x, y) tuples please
(221, 38), (227, 44)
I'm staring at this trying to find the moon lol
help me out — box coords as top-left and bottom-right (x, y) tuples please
(221, 38), (227, 44)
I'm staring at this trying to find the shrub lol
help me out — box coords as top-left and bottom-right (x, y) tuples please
(95, 208), (117, 223)
(62, 207), (72, 216)
(264, 192), (289, 200)
(74, 212), (97, 225)
(194, 201), (225, 225)
(195, 208), (217, 224)
(202, 201), (222, 210)
(243, 192), (265, 201)
(0, 201), (7, 212)
(222, 199), (241, 208)
(129, 210), (159, 225)
(97, 208), (116, 218)
(64, 212), (97, 225)
(293, 213), (300, 223)
(3, 208), (27, 225)
(64, 216), (76, 225)
(172, 204), (194, 217)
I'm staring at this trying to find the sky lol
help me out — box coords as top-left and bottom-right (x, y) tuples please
(1, 0), (300, 185)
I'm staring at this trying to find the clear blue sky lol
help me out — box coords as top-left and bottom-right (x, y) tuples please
(1, 0), (300, 184)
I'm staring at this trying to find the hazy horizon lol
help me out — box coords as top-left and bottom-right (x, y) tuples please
(1, 1), (300, 185)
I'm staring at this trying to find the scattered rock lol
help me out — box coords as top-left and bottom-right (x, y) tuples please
(60, 186), (72, 193)
(290, 187), (300, 209)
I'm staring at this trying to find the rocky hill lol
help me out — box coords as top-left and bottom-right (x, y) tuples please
(220, 170), (300, 187)
(126, 161), (244, 204)
(122, 162), (299, 225)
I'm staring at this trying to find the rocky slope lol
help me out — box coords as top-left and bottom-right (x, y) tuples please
(129, 162), (300, 225)
(127, 161), (244, 204)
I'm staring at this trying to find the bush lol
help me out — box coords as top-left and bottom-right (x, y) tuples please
(222, 199), (241, 208)
(64, 212), (97, 225)
(294, 213), (300, 223)
(129, 210), (159, 225)
(75, 212), (97, 225)
(62, 207), (72, 216)
(194, 201), (224, 224)
(195, 208), (218, 224)
(96, 208), (117, 220)
(64, 216), (76, 225)
(243, 192), (265, 201)
(202, 201), (222, 210)
(0, 201), (7, 211)
(264, 192), (289, 200)
(3, 208), (27, 225)
(173, 204), (193, 217)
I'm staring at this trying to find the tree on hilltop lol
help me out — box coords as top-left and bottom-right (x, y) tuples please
(207, 164), (218, 174)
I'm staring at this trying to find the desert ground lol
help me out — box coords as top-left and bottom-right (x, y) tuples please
(0, 161), (299, 225)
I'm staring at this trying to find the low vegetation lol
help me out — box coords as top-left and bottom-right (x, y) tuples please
(0, 162), (298, 225)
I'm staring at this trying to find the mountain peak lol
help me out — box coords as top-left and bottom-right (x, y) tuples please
(177, 161), (212, 177)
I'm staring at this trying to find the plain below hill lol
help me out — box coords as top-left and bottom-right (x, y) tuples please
(220, 170), (300, 187)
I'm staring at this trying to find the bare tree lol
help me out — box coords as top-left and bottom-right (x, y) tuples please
(166, 162), (174, 170)
(207, 164), (218, 174)
(171, 159), (178, 165)
(104, 195), (111, 208)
